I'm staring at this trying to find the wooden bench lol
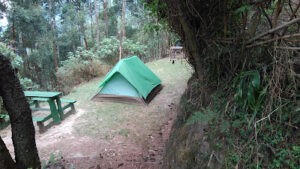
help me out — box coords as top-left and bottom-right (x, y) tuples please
(31, 98), (76, 133)
(30, 98), (51, 111)
(0, 114), (51, 133)
(31, 97), (76, 117)
(60, 99), (76, 118)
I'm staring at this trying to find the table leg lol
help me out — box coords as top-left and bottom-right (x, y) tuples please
(55, 97), (64, 119)
(34, 100), (40, 108)
(48, 99), (61, 124)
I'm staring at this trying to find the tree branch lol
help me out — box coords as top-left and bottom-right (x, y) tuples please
(260, 5), (272, 29)
(247, 17), (300, 44)
(246, 33), (300, 48)
(281, 0), (300, 35)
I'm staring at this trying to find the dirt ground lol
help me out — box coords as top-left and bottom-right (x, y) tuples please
(0, 58), (192, 169)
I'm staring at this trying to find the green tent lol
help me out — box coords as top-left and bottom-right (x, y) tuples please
(93, 56), (162, 104)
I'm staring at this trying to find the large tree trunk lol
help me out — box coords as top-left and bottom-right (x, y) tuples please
(103, 0), (109, 37)
(0, 136), (16, 169)
(0, 53), (40, 169)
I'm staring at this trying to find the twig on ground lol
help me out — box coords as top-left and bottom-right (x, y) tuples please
(207, 150), (222, 167)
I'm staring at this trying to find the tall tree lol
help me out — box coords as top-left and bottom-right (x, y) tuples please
(88, 0), (94, 41)
(0, 53), (41, 169)
(119, 30), (123, 60)
(119, 0), (126, 60)
(94, 0), (100, 48)
(121, 0), (126, 38)
(103, 0), (109, 37)
(48, 0), (60, 89)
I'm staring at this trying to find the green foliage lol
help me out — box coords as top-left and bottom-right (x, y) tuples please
(1, 0), (173, 92)
(233, 70), (268, 127)
(0, 43), (38, 90)
(0, 42), (23, 69)
(179, 81), (299, 168)
(18, 75), (39, 90)
(57, 47), (108, 94)
(41, 151), (70, 169)
(186, 108), (216, 126)
(234, 5), (251, 20)
(94, 37), (148, 64)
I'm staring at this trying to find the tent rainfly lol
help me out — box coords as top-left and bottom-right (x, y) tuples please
(92, 56), (162, 104)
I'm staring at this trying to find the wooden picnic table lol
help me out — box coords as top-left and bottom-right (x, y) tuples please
(24, 91), (63, 124)
(0, 91), (76, 133)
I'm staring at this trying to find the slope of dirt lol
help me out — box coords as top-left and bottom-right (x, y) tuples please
(0, 58), (192, 169)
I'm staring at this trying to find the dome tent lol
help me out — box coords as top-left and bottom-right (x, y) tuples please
(92, 56), (162, 104)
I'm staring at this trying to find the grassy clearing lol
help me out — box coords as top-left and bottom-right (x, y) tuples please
(65, 58), (193, 138)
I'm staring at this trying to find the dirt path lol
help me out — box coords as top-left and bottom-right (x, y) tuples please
(0, 58), (192, 169)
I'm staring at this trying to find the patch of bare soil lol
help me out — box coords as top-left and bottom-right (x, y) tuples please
(61, 110), (176, 169)
(55, 96), (180, 169)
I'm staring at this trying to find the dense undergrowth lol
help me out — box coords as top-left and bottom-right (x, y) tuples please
(145, 0), (300, 168)
(165, 73), (300, 168)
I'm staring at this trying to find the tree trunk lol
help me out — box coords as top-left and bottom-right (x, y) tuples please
(122, 0), (126, 38)
(12, 19), (15, 53)
(48, 0), (60, 90)
(89, 0), (94, 41)
(119, 31), (123, 60)
(73, 43), (76, 54)
(161, 31), (167, 58)
(57, 45), (60, 64)
(53, 41), (58, 73)
(0, 136), (16, 169)
(272, 0), (282, 28)
(84, 36), (88, 50)
(80, 23), (88, 50)
(103, 0), (109, 37)
(94, 0), (100, 48)
(0, 53), (40, 169)
(119, 0), (126, 60)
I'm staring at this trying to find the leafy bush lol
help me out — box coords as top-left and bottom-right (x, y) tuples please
(57, 47), (109, 94)
(18, 76), (39, 90)
(0, 42), (23, 69)
(233, 70), (268, 127)
(94, 37), (148, 64)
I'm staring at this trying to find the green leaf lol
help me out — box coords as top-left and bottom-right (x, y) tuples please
(247, 84), (255, 109)
(248, 109), (258, 128)
(257, 86), (268, 106)
(251, 71), (260, 90)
